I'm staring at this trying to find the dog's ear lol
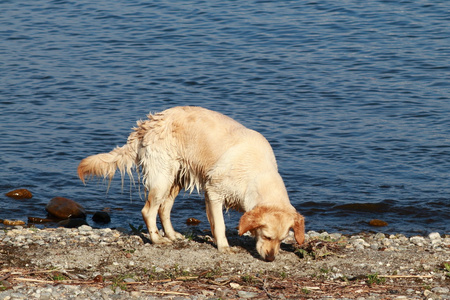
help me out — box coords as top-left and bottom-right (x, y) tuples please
(238, 208), (263, 236)
(292, 212), (305, 245)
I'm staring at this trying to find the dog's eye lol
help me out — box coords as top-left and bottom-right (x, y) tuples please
(263, 235), (272, 241)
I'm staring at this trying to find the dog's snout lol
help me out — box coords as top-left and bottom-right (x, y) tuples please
(265, 255), (275, 262)
(265, 250), (276, 262)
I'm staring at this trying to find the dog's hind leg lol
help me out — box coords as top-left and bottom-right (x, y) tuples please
(158, 184), (184, 241)
(205, 192), (231, 253)
(142, 191), (172, 244)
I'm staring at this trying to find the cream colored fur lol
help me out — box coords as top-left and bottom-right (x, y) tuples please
(78, 106), (304, 261)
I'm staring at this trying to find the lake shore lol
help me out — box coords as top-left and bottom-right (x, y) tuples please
(1, 226), (449, 299)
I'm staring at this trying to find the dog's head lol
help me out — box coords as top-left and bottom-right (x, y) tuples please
(238, 206), (305, 262)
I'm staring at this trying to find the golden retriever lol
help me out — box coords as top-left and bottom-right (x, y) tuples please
(78, 106), (304, 261)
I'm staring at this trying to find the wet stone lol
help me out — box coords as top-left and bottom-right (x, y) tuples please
(186, 217), (201, 225)
(2, 219), (26, 226)
(46, 197), (86, 219)
(57, 218), (88, 228)
(92, 211), (111, 224)
(28, 217), (54, 223)
(369, 219), (388, 227)
(5, 188), (33, 199)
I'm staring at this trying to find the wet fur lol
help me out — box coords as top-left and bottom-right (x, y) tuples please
(78, 106), (305, 261)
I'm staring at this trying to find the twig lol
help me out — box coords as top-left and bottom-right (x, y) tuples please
(379, 275), (433, 278)
(175, 276), (198, 281)
(124, 277), (195, 285)
(304, 286), (321, 290)
(17, 269), (74, 275)
(206, 279), (231, 286)
(150, 279), (172, 283)
(262, 278), (275, 300)
(14, 278), (54, 284)
(150, 277), (198, 283)
(13, 277), (97, 285)
(33, 269), (73, 273)
(141, 290), (190, 296)
(0, 273), (11, 281)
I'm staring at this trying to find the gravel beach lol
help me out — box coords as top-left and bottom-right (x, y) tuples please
(0, 225), (449, 299)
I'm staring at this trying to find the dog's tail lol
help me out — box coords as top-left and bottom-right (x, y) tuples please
(77, 133), (139, 185)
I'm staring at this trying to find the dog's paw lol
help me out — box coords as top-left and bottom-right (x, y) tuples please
(218, 245), (237, 254)
(151, 234), (173, 245)
(173, 231), (185, 240)
(166, 231), (185, 241)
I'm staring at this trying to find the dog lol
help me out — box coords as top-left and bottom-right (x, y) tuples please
(78, 106), (304, 261)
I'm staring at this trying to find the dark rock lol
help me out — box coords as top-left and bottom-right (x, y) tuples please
(186, 217), (201, 225)
(28, 217), (54, 223)
(335, 203), (387, 212)
(369, 219), (388, 227)
(57, 218), (88, 228)
(5, 188), (33, 199)
(92, 211), (111, 224)
(45, 197), (86, 219)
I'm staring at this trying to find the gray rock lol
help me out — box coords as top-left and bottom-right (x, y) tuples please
(238, 290), (259, 298)
(410, 236), (425, 246)
(432, 287), (449, 294)
(428, 232), (441, 240)
(374, 233), (386, 240)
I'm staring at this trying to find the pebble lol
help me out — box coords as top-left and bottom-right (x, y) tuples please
(92, 211), (111, 224)
(432, 287), (450, 294)
(238, 290), (259, 298)
(0, 227), (448, 300)
(5, 188), (33, 199)
(429, 232), (441, 240)
(410, 236), (425, 246)
(2, 219), (26, 226)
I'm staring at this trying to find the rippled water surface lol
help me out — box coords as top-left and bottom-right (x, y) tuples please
(1, 0), (449, 236)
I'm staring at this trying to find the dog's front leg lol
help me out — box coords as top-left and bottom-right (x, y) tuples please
(205, 193), (231, 253)
(142, 195), (171, 244)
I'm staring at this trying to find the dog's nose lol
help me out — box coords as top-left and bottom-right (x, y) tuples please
(265, 250), (275, 262)
(265, 254), (275, 262)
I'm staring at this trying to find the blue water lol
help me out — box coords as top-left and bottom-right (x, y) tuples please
(1, 0), (449, 236)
